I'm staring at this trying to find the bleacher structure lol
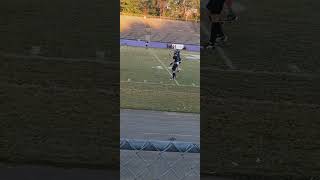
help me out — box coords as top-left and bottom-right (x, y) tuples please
(120, 15), (200, 46)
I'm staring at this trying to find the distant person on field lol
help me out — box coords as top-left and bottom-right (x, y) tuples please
(174, 49), (182, 64)
(170, 50), (182, 79)
(206, 0), (236, 48)
(170, 60), (178, 80)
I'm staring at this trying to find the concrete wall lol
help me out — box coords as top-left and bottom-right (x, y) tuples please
(120, 39), (200, 52)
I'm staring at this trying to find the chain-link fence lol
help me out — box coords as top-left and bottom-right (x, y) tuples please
(120, 138), (200, 180)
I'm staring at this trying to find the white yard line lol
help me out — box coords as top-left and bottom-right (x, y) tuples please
(120, 80), (199, 88)
(201, 22), (236, 70)
(0, 51), (112, 65)
(149, 49), (180, 86)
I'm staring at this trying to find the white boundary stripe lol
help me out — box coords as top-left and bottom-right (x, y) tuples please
(216, 46), (235, 69)
(200, 22), (235, 69)
(120, 80), (199, 88)
(149, 49), (180, 86)
(0, 51), (112, 65)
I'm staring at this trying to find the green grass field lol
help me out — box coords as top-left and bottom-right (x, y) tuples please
(200, 0), (320, 177)
(201, 0), (320, 74)
(0, 54), (119, 169)
(120, 46), (199, 113)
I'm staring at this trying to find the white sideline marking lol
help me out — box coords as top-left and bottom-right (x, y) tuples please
(183, 53), (200, 56)
(120, 88), (199, 95)
(183, 54), (200, 61)
(149, 49), (180, 86)
(120, 80), (199, 88)
(201, 22), (235, 70)
(152, 66), (163, 70)
(216, 47), (235, 69)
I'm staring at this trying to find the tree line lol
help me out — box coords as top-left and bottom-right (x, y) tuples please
(120, 0), (200, 21)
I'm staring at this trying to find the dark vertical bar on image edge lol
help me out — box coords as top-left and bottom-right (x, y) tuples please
(201, 0), (320, 179)
(0, 0), (120, 178)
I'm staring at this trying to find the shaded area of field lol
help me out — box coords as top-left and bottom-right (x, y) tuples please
(201, 0), (320, 177)
(0, 54), (118, 169)
(201, 51), (230, 70)
(0, 0), (118, 58)
(203, 69), (320, 105)
(0, 164), (118, 180)
(202, 0), (320, 74)
(202, 95), (320, 177)
(120, 46), (200, 113)
(201, 69), (320, 177)
(121, 15), (200, 45)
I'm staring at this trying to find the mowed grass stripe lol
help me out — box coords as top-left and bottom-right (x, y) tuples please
(120, 87), (199, 113)
(120, 46), (199, 113)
